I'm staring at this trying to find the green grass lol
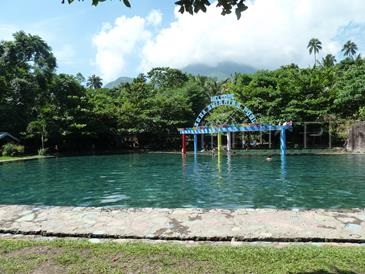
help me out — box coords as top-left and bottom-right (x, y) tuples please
(0, 155), (44, 162)
(0, 239), (364, 273)
(0, 156), (19, 161)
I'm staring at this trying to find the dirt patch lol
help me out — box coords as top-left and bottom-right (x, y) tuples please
(103, 252), (212, 274)
(6, 246), (63, 258)
(32, 262), (65, 274)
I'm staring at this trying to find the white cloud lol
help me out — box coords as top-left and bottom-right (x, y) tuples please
(92, 15), (151, 81)
(140, 0), (365, 72)
(92, 10), (163, 82)
(93, 1), (365, 80)
(146, 10), (162, 26)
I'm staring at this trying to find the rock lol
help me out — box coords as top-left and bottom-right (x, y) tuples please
(346, 122), (365, 152)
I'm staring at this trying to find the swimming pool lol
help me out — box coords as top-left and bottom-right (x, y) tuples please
(0, 153), (364, 208)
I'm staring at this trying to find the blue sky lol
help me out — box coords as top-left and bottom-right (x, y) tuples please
(0, 0), (174, 79)
(1, 0), (365, 84)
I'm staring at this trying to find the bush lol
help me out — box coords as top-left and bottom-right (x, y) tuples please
(37, 148), (48, 156)
(358, 107), (365, 120)
(1, 143), (25, 157)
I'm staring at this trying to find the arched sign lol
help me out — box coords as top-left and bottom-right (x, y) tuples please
(193, 94), (256, 127)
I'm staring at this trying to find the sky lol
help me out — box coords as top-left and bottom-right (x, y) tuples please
(1, 0), (365, 83)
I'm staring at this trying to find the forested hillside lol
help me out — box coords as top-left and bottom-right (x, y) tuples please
(1, 32), (364, 152)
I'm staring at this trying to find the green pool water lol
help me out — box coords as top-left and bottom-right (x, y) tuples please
(0, 153), (364, 208)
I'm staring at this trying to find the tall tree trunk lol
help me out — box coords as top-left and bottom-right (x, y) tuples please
(314, 53), (317, 67)
(41, 134), (45, 150)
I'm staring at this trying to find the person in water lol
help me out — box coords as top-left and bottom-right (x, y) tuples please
(266, 155), (272, 161)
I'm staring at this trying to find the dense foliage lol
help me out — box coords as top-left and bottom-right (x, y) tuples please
(62, 0), (248, 19)
(1, 143), (25, 156)
(1, 32), (364, 152)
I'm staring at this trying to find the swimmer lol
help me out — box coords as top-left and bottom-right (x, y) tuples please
(266, 155), (272, 161)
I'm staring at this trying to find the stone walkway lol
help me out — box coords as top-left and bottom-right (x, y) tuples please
(0, 205), (364, 242)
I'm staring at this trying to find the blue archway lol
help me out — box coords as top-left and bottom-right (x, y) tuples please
(179, 94), (292, 157)
(193, 94), (256, 127)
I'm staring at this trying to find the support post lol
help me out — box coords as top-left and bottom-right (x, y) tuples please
(182, 134), (186, 155)
(227, 132), (231, 152)
(217, 132), (222, 152)
(201, 134), (205, 150)
(260, 131), (263, 146)
(194, 134), (198, 157)
(280, 128), (287, 156)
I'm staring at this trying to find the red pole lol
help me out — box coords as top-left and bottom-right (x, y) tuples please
(182, 134), (186, 154)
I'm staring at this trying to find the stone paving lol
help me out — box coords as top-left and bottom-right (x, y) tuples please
(0, 205), (364, 242)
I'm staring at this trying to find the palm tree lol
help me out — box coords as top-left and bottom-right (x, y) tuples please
(86, 74), (103, 89)
(342, 40), (358, 59)
(321, 54), (336, 67)
(307, 38), (322, 66)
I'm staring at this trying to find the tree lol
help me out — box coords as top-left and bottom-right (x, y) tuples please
(87, 74), (103, 89)
(75, 72), (86, 85)
(307, 38), (322, 66)
(333, 64), (365, 118)
(62, 0), (248, 19)
(46, 74), (91, 146)
(4, 30), (365, 151)
(1, 31), (56, 73)
(342, 40), (358, 59)
(321, 54), (336, 67)
(0, 31), (56, 136)
(147, 67), (188, 89)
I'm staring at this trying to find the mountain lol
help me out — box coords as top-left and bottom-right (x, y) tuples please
(105, 62), (256, 88)
(182, 61), (257, 80)
(104, 77), (133, 89)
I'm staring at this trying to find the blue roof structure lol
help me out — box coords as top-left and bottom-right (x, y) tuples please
(178, 94), (292, 156)
(0, 132), (20, 142)
(179, 124), (292, 135)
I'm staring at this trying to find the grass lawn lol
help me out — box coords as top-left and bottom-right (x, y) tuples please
(0, 155), (44, 162)
(0, 156), (20, 161)
(0, 239), (364, 273)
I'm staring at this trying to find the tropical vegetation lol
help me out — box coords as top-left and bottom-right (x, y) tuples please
(63, 0), (249, 19)
(1, 32), (365, 153)
(307, 38), (322, 66)
(342, 40), (358, 59)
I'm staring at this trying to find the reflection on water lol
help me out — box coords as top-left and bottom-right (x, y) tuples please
(0, 153), (365, 209)
(217, 152), (222, 175)
(227, 153), (232, 176)
(181, 154), (186, 177)
(281, 154), (287, 180)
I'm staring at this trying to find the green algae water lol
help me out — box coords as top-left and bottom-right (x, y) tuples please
(0, 153), (364, 208)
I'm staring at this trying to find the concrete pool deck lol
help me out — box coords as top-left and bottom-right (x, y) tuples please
(0, 205), (364, 243)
